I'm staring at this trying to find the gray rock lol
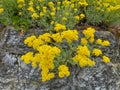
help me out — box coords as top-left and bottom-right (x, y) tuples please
(0, 27), (120, 90)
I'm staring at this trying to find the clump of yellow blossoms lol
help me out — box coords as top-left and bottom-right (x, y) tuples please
(102, 56), (110, 63)
(83, 27), (95, 43)
(54, 23), (66, 32)
(21, 27), (111, 82)
(58, 65), (70, 78)
(73, 45), (95, 67)
(96, 39), (110, 46)
(85, 0), (120, 25)
(0, 7), (4, 14)
(1, 0), (120, 31)
(92, 48), (102, 56)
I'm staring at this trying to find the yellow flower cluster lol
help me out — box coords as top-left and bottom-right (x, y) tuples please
(96, 39), (110, 46)
(17, 0), (25, 9)
(21, 52), (33, 64)
(96, 0), (120, 12)
(83, 27), (95, 43)
(21, 45), (61, 82)
(72, 27), (111, 67)
(81, 38), (88, 45)
(102, 55), (110, 63)
(80, 14), (85, 19)
(52, 29), (78, 43)
(54, 23), (66, 32)
(61, 30), (78, 43)
(73, 45), (95, 67)
(0, 8), (4, 14)
(58, 65), (70, 78)
(37, 45), (60, 82)
(24, 29), (78, 49)
(51, 33), (63, 43)
(92, 48), (102, 56)
(17, 0), (24, 3)
(24, 35), (36, 47)
(74, 13), (85, 21)
(24, 33), (51, 49)
(80, 0), (88, 6)
(15, 0), (88, 30)
(28, 0), (40, 19)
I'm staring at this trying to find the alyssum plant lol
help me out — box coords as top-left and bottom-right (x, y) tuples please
(21, 27), (110, 82)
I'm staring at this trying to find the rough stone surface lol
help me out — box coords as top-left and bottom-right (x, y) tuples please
(0, 27), (120, 90)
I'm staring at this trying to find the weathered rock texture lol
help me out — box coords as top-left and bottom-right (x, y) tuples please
(0, 26), (120, 90)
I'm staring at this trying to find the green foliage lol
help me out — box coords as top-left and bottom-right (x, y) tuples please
(85, 0), (120, 26)
(0, 0), (85, 31)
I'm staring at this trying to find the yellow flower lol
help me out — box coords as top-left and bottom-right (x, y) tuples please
(24, 35), (36, 47)
(57, 7), (60, 10)
(77, 45), (90, 56)
(70, 4), (74, 8)
(73, 54), (95, 67)
(57, 1), (61, 5)
(102, 56), (110, 63)
(32, 62), (37, 67)
(65, 12), (69, 16)
(38, 0), (44, 2)
(89, 37), (94, 43)
(21, 52), (33, 64)
(46, 73), (55, 81)
(74, 15), (80, 21)
(17, 0), (24, 3)
(43, 6), (47, 13)
(83, 27), (95, 39)
(38, 33), (51, 43)
(31, 13), (39, 19)
(36, 45), (60, 82)
(81, 38), (88, 45)
(32, 39), (44, 49)
(102, 40), (110, 46)
(96, 39), (102, 45)
(61, 30), (78, 43)
(80, 13), (85, 19)
(40, 12), (44, 17)
(58, 65), (70, 78)
(50, 12), (55, 16)
(87, 59), (95, 67)
(96, 39), (110, 46)
(78, 1), (88, 6)
(92, 48), (102, 56)
(28, 7), (35, 12)
(18, 4), (24, 8)
(58, 72), (64, 78)
(29, 1), (33, 6)
(0, 8), (4, 14)
(51, 7), (56, 11)
(50, 21), (54, 25)
(18, 12), (22, 15)
(74, 8), (78, 12)
(48, 1), (54, 7)
(36, 6), (40, 10)
(62, 17), (67, 21)
(31, 53), (41, 67)
(54, 23), (66, 31)
(51, 33), (63, 43)
(79, 58), (88, 67)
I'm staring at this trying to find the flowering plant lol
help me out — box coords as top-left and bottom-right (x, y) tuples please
(0, 0), (86, 31)
(21, 27), (110, 82)
(84, 0), (120, 26)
